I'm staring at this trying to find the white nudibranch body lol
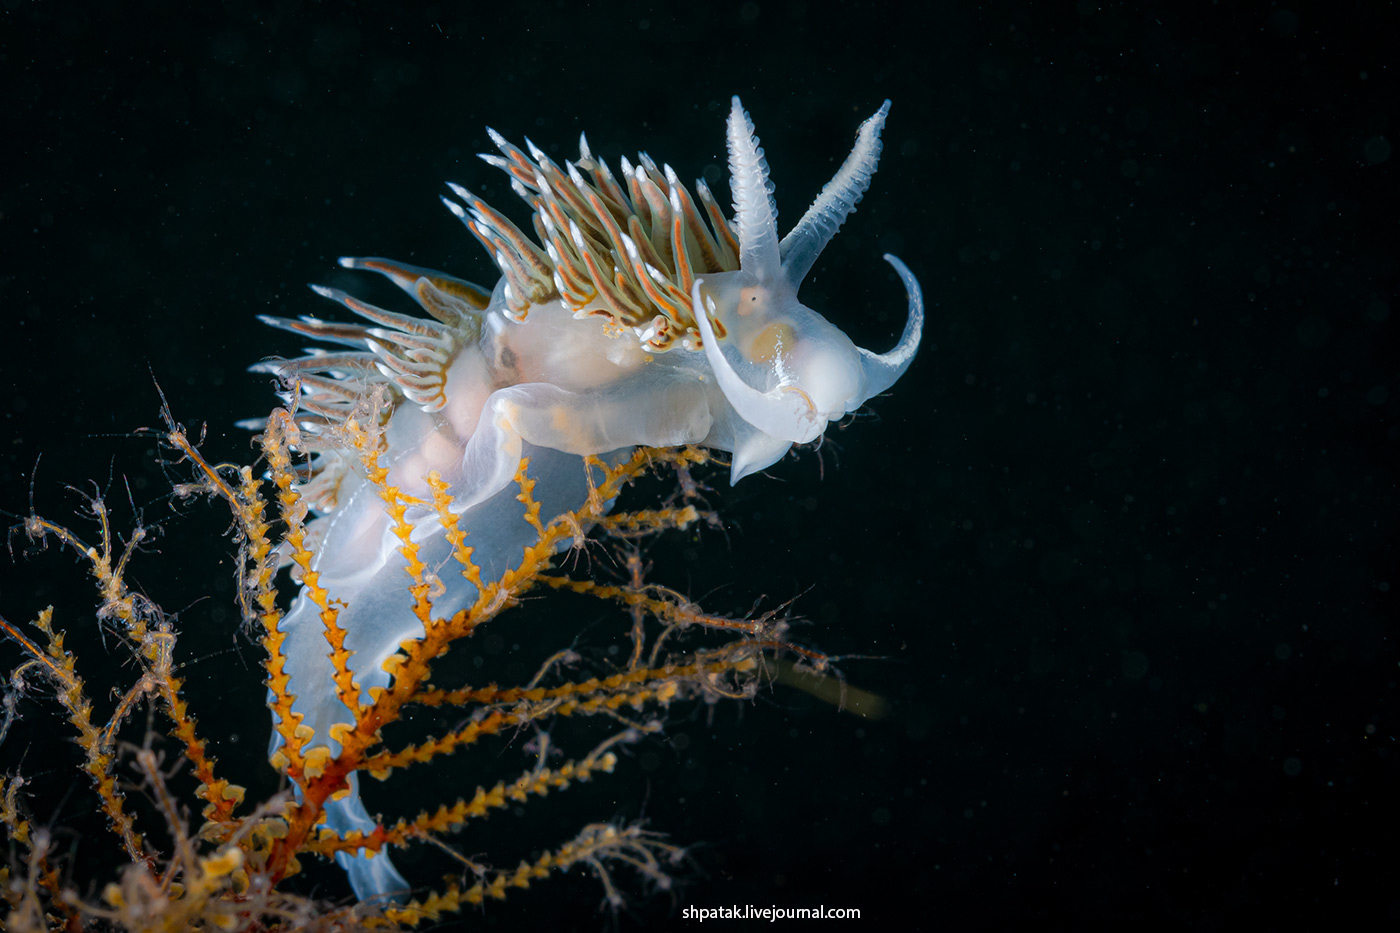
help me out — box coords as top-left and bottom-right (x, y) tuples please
(251, 97), (922, 901)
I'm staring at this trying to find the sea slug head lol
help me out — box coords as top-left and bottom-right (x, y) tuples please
(692, 97), (924, 482)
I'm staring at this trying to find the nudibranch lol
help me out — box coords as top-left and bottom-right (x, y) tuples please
(251, 96), (922, 900)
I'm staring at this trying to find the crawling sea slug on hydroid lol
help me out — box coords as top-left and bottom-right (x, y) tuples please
(249, 96), (923, 900)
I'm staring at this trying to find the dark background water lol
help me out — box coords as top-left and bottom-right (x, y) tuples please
(1, 2), (1396, 930)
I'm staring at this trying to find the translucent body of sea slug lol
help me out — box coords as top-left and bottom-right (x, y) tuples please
(251, 96), (923, 900)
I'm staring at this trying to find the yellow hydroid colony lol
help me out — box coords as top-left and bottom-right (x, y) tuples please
(1, 409), (796, 930)
(1, 96), (919, 929)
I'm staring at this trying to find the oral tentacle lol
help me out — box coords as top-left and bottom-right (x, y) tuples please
(856, 253), (925, 400)
(691, 279), (824, 444)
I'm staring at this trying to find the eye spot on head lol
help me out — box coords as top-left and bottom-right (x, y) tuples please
(737, 286), (762, 316)
(750, 322), (797, 363)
